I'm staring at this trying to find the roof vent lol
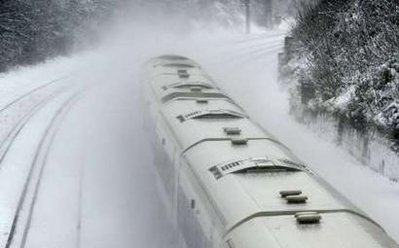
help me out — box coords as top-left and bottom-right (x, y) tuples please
(161, 92), (229, 103)
(220, 161), (244, 171)
(196, 99), (208, 104)
(286, 195), (308, 204)
(190, 87), (202, 92)
(163, 63), (195, 68)
(231, 138), (248, 146)
(209, 166), (223, 179)
(295, 212), (321, 224)
(158, 55), (188, 60)
(177, 110), (245, 123)
(177, 69), (187, 74)
(179, 73), (190, 79)
(173, 83), (213, 89)
(224, 127), (242, 135)
(280, 190), (302, 198)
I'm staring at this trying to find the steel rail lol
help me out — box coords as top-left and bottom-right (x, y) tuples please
(0, 82), (72, 170)
(4, 91), (82, 248)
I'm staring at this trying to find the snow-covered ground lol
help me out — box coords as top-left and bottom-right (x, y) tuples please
(0, 19), (398, 248)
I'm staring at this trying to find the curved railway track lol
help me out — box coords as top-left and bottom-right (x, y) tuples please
(0, 78), (71, 168)
(5, 93), (82, 248)
(0, 79), (84, 248)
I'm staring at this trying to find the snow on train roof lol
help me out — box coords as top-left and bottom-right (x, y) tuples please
(150, 66), (206, 79)
(226, 212), (398, 248)
(155, 83), (359, 229)
(147, 54), (197, 63)
(150, 74), (216, 90)
(151, 81), (221, 104)
(146, 56), (203, 75)
(159, 99), (273, 151)
(182, 139), (363, 230)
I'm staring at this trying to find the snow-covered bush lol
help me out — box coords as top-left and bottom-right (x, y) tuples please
(285, 0), (399, 135)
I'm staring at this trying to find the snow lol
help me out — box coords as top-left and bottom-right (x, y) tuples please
(0, 57), (78, 107)
(330, 85), (356, 110)
(378, 102), (399, 129)
(0, 87), (79, 247)
(0, 16), (398, 248)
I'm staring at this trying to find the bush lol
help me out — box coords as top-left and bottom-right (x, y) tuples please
(287, 0), (399, 132)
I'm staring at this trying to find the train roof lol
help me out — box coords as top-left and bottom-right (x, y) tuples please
(147, 55), (201, 70)
(160, 99), (275, 151)
(227, 212), (398, 248)
(183, 139), (360, 227)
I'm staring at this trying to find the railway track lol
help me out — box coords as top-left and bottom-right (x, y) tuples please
(0, 79), (85, 248)
(6, 93), (82, 248)
(0, 78), (71, 167)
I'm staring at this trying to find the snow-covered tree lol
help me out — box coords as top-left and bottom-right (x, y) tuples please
(0, 0), (121, 72)
(285, 0), (399, 133)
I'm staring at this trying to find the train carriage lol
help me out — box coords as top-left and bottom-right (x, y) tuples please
(142, 55), (399, 248)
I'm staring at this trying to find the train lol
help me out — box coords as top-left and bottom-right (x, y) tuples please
(141, 55), (399, 248)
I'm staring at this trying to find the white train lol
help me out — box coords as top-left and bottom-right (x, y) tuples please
(142, 55), (399, 248)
